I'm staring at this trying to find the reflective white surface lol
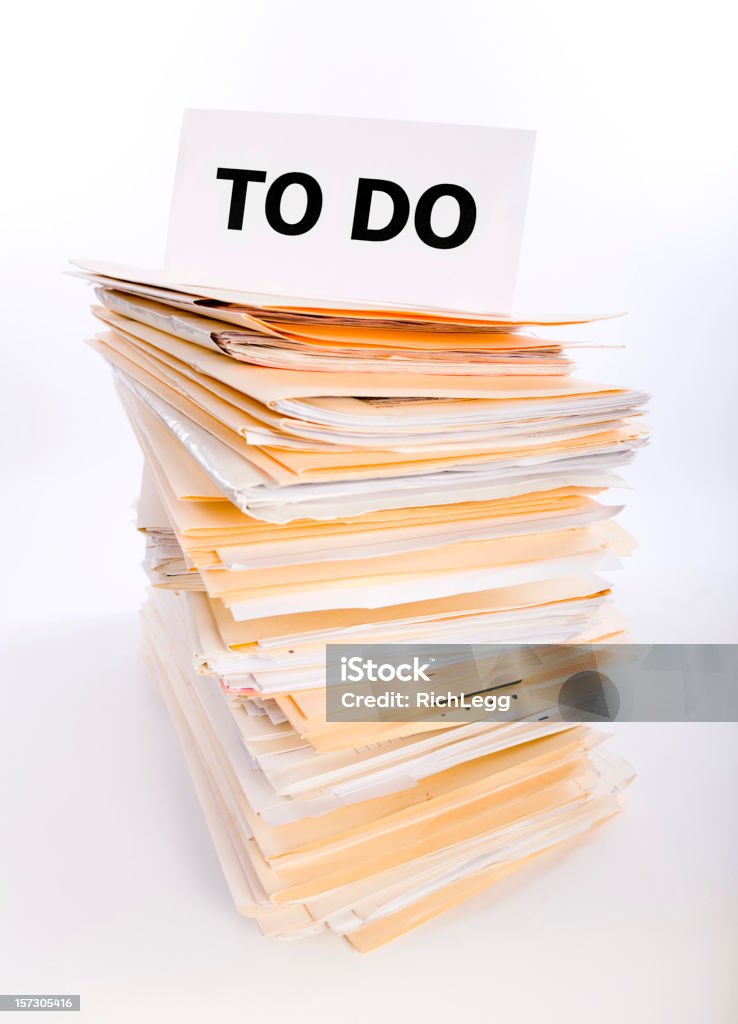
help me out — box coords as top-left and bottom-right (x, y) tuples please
(1, 614), (736, 1023)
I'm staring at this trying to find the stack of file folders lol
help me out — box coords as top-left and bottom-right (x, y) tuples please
(75, 258), (647, 950)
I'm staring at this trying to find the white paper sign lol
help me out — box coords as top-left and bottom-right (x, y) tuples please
(165, 109), (535, 312)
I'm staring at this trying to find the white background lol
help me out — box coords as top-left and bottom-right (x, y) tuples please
(1, 1), (736, 1021)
